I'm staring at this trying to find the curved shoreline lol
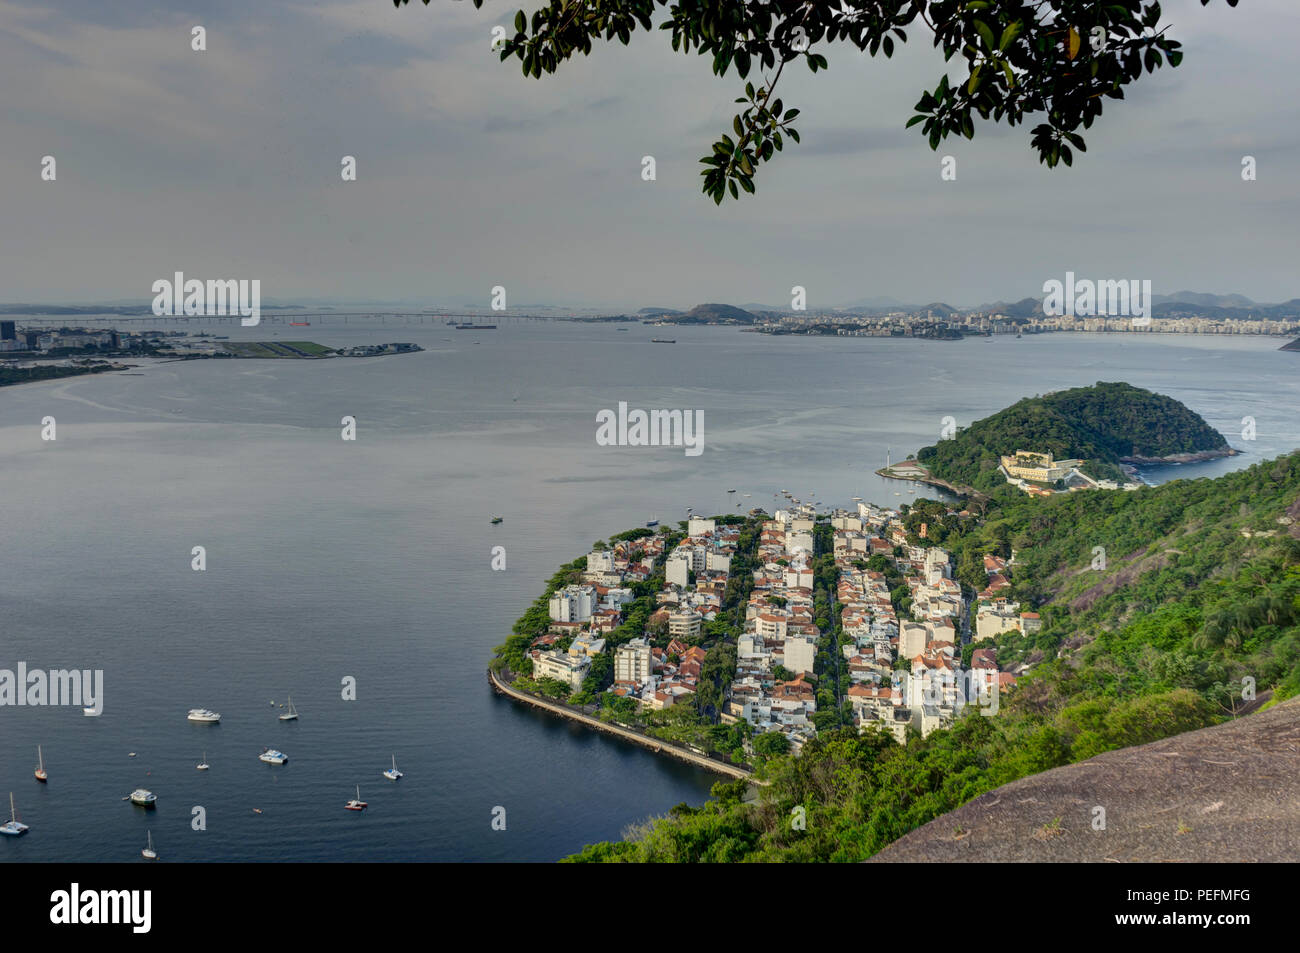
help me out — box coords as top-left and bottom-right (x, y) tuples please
(487, 667), (754, 781)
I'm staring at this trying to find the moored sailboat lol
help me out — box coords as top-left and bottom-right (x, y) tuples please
(34, 746), (47, 783)
(345, 785), (368, 811)
(383, 755), (403, 781)
(1, 792), (29, 836)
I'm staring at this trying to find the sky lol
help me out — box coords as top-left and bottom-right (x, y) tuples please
(1, 0), (1297, 310)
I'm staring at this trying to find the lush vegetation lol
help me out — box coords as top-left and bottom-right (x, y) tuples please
(564, 450), (1300, 862)
(916, 382), (1230, 491)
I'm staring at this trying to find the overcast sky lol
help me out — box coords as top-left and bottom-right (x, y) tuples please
(1, 0), (1296, 309)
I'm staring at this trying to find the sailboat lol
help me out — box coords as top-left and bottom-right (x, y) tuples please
(383, 755), (403, 781)
(1, 793), (29, 836)
(279, 695), (298, 722)
(34, 746), (47, 783)
(141, 830), (157, 860)
(197, 751), (210, 771)
(345, 785), (368, 811)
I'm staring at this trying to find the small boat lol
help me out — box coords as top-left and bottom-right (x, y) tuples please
(0, 793), (29, 836)
(197, 752), (210, 771)
(129, 789), (157, 808)
(727, 489), (736, 493)
(289, 321), (311, 327)
(645, 517), (659, 528)
(252, 808), (263, 815)
(259, 747), (288, 765)
(490, 516), (503, 524)
(650, 338), (676, 344)
(187, 708), (221, 723)
(279, 695), (298, 722)
(141, 830), (157, 860)
(83, 707), (100, 717)
(345, 785), (368, 811)
(34, 745), (47, 783)
(383, 755), (403, 781)
(128, 752), (137, 758)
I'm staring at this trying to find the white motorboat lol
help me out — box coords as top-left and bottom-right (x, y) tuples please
(1, 793), (29, 836)
(129, 788), (157, 808)
(383, 754), (403, 781)
(187, 708), (221, 723)
(259, 747), (287, 765)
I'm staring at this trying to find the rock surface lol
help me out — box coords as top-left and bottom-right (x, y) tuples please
(868, 696), (1300, 862)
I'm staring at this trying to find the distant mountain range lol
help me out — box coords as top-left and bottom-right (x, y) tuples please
(638, 290), (1300, 323)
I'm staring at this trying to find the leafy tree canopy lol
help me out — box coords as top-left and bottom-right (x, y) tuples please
(397, 0), (1237, 202)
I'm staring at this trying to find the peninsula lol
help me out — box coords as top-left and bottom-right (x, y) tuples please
(494, 386), (1300, 862)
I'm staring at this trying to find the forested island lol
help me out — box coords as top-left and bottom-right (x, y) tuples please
(914, 381), (1234, 490)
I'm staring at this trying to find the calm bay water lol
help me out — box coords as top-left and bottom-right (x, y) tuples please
(1, 321), (1296, 861)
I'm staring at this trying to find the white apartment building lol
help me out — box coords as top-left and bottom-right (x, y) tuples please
(665, 551), (691, 588)
(668, 609), (702, 642)
(687, 517), (716, 536)
(614, 638), (653, 684)
(533, 650), (591, 690)
(586, 549), (615, 573)
(783, 635), (817, 676)
(548, 584), (597, 623)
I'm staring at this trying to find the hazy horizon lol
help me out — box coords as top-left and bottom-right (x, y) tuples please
(3, 0), (1297, 308)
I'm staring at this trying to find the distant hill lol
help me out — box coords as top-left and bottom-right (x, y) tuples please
(637, 307), (683, 317)
(656, 303), (760, 325)
(1153, 290), (1257, 309)
(915, 382), (1232, 490)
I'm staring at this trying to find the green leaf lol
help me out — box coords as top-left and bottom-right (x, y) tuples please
(998, 21), (1022, 52)
(974, 19), (995, 51)
(905, 114), (926, 128)
(514, 10), (525, 33)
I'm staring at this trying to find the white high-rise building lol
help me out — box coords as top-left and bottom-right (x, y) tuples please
(548, 585), (596, 623)
(614, 638), (653, 684)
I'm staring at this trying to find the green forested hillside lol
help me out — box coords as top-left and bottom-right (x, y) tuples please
(916, 382), (1230, 490)
(565, 451), (1300, 863)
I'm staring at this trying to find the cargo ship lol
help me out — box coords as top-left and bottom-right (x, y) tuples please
(290, 321), (311, 326)
(456, 324), (497, 329)
(650, 338), (676, 344)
